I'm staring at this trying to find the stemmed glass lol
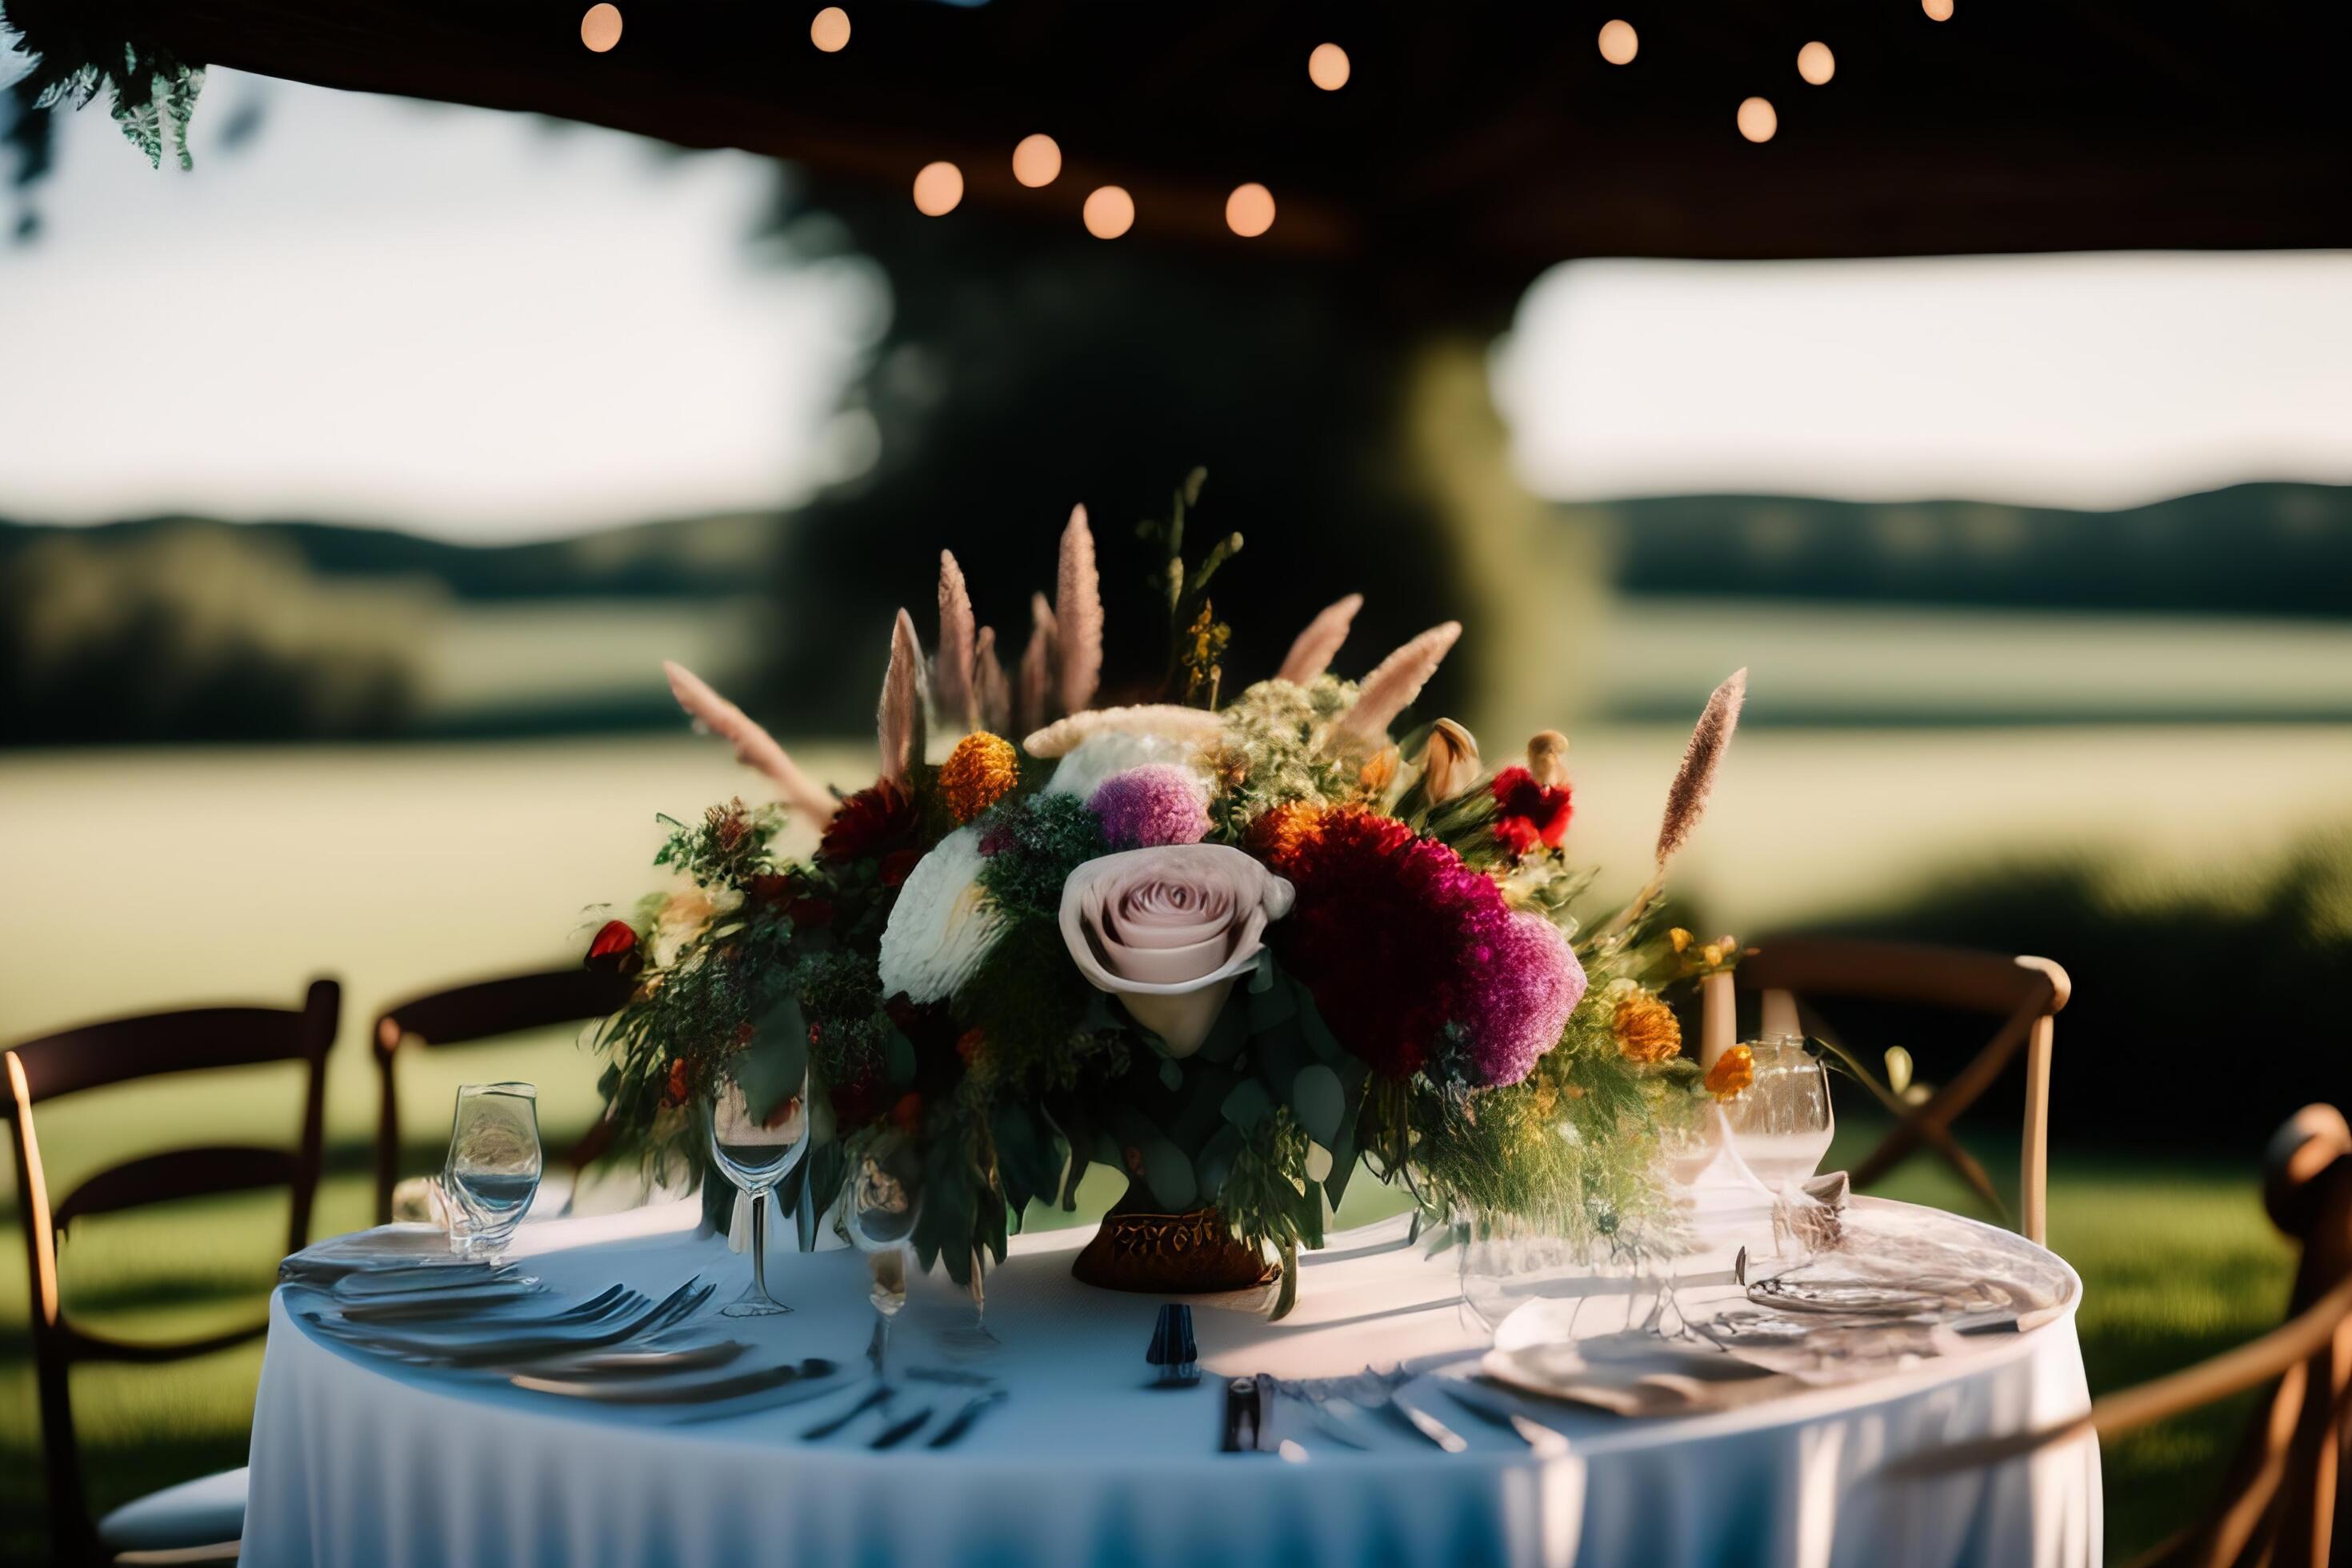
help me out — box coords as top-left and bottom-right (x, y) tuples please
(1718, 1034), (1834, 1259)
(1458, 1211), (1569, 1342)
(445, 1082), (542, 1264)
(942, 1249), (1001, 1357)
(843, 1146), (921, 1377)
(706, 1058), (810, 1318)
(1642, 1102), (1722, 1336)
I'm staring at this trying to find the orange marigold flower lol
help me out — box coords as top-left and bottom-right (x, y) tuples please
(1611, 985), (1683, 1065)
(939, 732), (1020, 823)
(1705, 1043), (1754, 1100)
(1247, 799), (1334, 872)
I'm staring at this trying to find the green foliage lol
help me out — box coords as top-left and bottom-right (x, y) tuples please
(2, 2), (205, 172)
(972, 792), (1107, 919)
(1133, 468), (1242, 705)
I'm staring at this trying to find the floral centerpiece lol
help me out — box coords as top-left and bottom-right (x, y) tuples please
(586, 478), (1746, 1316)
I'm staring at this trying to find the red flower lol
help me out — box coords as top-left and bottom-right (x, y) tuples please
(890, 1092), (924, 1135)
(788, 894), (836, 929)
(828, 1068), (891, 1130)
(662, 1057), (690, 1107)
(878, 849), (923, 888)
(586, 919), (641, 975)
(818, 778), (918, 865)
(1490, 766), (1573, 858)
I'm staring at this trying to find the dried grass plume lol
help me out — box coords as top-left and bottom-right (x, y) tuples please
(1018, 592), (1058, 737)
(1335, 622), (1462, 746)
(1275, 594), (1363, 685)
(1054, 505), (1104, 716)
(878, 609), (928, 785)
(934, 550), (978, 734)
(662, 660), (836, 826)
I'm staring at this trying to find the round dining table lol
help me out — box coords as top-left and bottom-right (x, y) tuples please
(242, 1193), (2100, 1567)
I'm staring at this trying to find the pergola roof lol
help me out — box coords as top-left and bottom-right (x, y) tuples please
(63, 0), (2352, 302)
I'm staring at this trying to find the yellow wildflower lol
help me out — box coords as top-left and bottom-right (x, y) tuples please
(1670, 927), (1694, 954)
(1611, 984), (1683, 1065)
(1701, 943), (1725, 968)
(1706, 1043), (1754, 1100)
(938, 732), (1019, 823)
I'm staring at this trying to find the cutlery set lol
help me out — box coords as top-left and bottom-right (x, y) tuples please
(1223, 1364), (1570, 1458)
(288, 1258), (1010, 1446)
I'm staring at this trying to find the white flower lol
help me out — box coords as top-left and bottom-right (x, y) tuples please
(1045, 730), (1205, 800)
(876, 826), (1005, 1003)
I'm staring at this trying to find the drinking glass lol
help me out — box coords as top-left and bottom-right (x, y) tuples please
(1458, 1211), (1573, 1341)
(1720, 1034), (1834, 1193)
(1642, 1104), (1722, 1336)
(445, 1082), (542, 1263)
(1718, 1034), (1834, 1261)
(843, 1146), (920, 1376)
(941, 1249), (1001, 1357)
(706, 1060), (810, 1318)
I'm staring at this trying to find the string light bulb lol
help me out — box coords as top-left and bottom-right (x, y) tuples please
(1737, 97), (1778, 142)
(1598, 21), (1638, 66)
(1922, 0), (1954, 18)
(580, 3), (622, 52)
(912, 162), (964, 217)
(1082, 186), (1134, 239)
(1797, 42), (1834, 85)
(810, 7), (850, 52)
(1225, 183), (1276, 238)
(1011, 134), (1062, 188)
(1308, 43), (1350, 90)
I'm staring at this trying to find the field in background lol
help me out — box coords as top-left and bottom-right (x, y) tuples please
(2, 724), (2344, 1562)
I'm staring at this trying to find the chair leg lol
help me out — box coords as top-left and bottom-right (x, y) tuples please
(2022, 1014), (2054, 1246)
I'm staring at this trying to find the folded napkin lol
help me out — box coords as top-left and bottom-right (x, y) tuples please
(1481, 1333), (1798, 1418)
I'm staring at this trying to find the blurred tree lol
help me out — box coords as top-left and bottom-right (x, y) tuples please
(0, 526), (426, 742)
(761, 185), (1606, 746)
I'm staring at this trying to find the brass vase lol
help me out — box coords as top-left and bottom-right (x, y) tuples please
(1070, 1196), (1278, 1294)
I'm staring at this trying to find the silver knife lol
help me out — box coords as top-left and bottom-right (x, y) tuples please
(870, 1406), (934, 1448)
(925, 1388), (1007, 1447)
(1386, 1388), (1470, 1454)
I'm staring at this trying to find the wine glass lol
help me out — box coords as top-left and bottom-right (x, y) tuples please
(1642, 1103), (1722, 1336)
(706, 1058), (810, 1318)
(445, 1082), (542, 1263)
(1718, 1034), (1834, 1259)
(941, 1247), (1001, 1357)
(1458, 1210), (1570, 1342)
(843, 1146), (920, 1377)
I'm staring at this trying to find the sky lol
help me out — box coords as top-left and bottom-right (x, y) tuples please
(4, 73), (2352, 539)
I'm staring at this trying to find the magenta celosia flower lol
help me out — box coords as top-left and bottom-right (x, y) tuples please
(1270, 809), (1585, 1084)
(1459, 910), (1586, 1087)
(1088, 766), (1211, 850)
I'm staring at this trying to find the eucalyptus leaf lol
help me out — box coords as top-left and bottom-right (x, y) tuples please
(1220, 1078), (1274, 1133)
(738, 995), (810, 1122)
(1292, 1064), (1345, 1146)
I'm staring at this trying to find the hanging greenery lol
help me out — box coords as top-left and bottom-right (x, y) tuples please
(2, 0), (206, 181)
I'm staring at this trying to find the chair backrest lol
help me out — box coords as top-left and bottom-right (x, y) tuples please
(2107, 1104), (2352, 1568)
(1889, 1104), (2351, 1567)
(3, 978), (339, 1562)
(1719, 935), (2070, 1243)
(371, 967), (634, 1222)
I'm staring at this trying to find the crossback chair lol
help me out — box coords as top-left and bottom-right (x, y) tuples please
(1898, 1102), (2352, 1568)
(372, 966), (634, 1224)
(1710, 936), (2070, 1244)
(4, 978), (340, 1566)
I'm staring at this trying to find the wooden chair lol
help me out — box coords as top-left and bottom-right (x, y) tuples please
(371, 966), (634, 1224)
(4, 978), (339, 1566)
(1897, 1102), (2352, 1568)
(1706, 936), (2070, 1244)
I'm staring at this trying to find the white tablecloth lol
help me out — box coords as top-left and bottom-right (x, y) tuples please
(243, 1197), (2099, 1567)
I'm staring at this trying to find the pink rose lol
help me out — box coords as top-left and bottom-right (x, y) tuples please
(1058, 845), (1294, 1057)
